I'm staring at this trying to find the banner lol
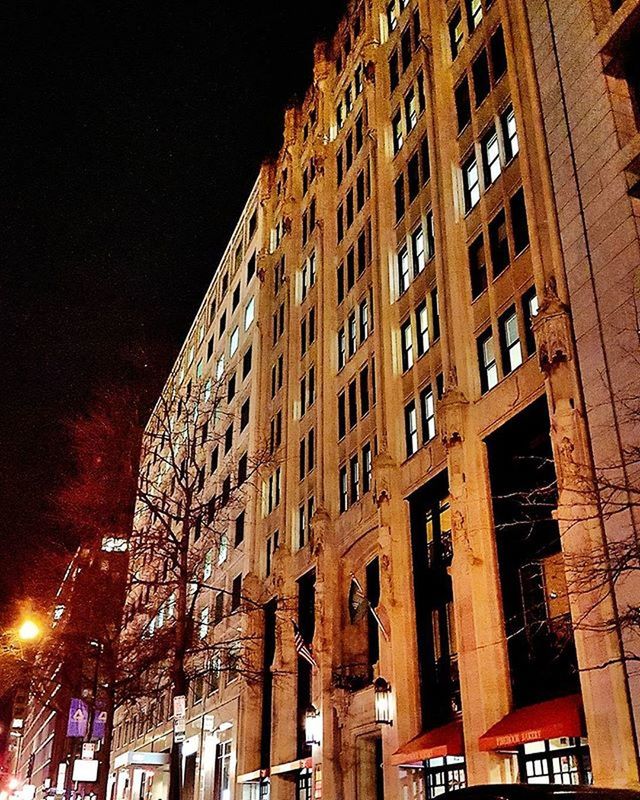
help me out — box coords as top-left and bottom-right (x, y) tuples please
(91, 707), (108, 740)
(67, 698), (89, 738)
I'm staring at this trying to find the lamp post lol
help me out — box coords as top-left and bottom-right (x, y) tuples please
(304, 705), (321, 747)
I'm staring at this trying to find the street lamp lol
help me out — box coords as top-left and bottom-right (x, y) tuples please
(17, 619), (41, 642)
(374, 677), (393, 725)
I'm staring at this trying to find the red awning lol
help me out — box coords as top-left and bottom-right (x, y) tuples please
(390, 720), (464, 766)
(479, 694), (585, 751)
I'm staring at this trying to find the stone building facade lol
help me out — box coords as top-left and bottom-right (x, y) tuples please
(109, 0), (640, 797)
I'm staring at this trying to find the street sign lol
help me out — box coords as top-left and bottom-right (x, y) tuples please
(71, 759), (98, 783)
(81, 743), (95, 761)
(173, 696), (186, 720)
(203, 714), (215, 732)
(67, 699), (89, 738)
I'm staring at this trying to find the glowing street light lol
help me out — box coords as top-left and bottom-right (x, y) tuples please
(18, 619), (41, 642)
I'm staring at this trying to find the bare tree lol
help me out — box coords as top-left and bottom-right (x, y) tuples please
(113, 374), (274, 800)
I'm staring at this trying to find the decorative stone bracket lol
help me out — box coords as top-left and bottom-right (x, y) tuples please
(532, 277), (573, 374)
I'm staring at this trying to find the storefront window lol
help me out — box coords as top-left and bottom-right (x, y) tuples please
(519, 738), (591, 785)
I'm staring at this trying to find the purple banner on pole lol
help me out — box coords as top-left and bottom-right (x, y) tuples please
(91, 706), (108, 739)
(67, 698), (88, 737)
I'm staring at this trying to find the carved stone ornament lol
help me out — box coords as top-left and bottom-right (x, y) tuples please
(439, 372), (469, 451)
(312, 152), (325, 176)
(532, 276), (572, 374)
(373, 451), (397, 507)
(282, 217), (292, 235)
(364, 60), (376, 83)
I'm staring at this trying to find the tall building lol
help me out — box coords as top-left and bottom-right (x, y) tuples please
(109, 0), (640, 798)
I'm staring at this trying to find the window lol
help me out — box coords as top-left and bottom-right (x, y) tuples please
(472, 49), (491, 107)
(392, 111), (403, 153)
(398, 246), (410, 294)
(412, 227), (425, 275)
(466, 0), (483, 31)
(337, 102), (344, 129)
(299, 438), (306, 480)
(350, 455), (360, 504)
(510, 188), (530, 254)
(246, 252), (256, 282)
(478, 328), (498, 392)
(214, 591), (225, 624)
(240, 398), (250, 430)
(455, 77), (471, 132)
(346, 189), (354, 227)
(338, 328), (347, 370)
(346, 133), (354, 170)
(229, 326), (239, 356)
(348, 379), (358, 429)
(266, 530), (279, 577)
(231, 574), (242, 611)
(355, 112), (364, 150)
(235, 511), (245, 546)
(469, 234), (488, 299)
(359, 299), (369, 342)
(357, 170), (365, 211)
(243, 346), (252, 378)
(308, 429), (315, 473)
(360, 365), (370, 416)
(348, 312), (357, 357)
(489, 209), (510, 276)
(387, 0), (397, 32)
(449, 7), (464, 59)
(426, 211), (435, 259)
(244, 297), (255, 330)
(337, 262), (345, 304)
(463, 154), (480, 212)
(338, 391), (346, 439)
(405, 88), (417, 132)
(416, 302), (430, 356)
(362, 442), (372, 494)
(339, 466), (349, 513)
(401, 320), (414, 371)
(248, 209), (257, 239)
(482, 126), (501, 186)
(238, 452), (248, 485)
(420, 135), (430, 184)
(227, 374), (236, 403)
(219, 310), (227, 336)
(207, 336), (214, 361)
(337, 151), (344, 186)
(421, 386), (436, 442)
(500, 307), (523, 374)
(522, 286), (538, 355)
(301, 318), (307, 356)
(218, 531), (229, 564)
(347, 248), (355, 290)
(395, 175), (405, 221)
(405, 400), (419, 457)
(337, 204), (344, 243)
(490, 26), (507, 81)
(211, 446), (219, 474)
(199, 606), (209, 640)
(401, 27), (412, 71)
(232, 284), (240, 310)
(389, 50), (399, 91)
(308, 365), (316, 406)
(224, 423), (233, 453)
(408, 152), (420, 201)
(501, 104), (519, 161)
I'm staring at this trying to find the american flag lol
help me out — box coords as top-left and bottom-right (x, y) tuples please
(292, 620), (318, 668)
(350, 573), (389, 641)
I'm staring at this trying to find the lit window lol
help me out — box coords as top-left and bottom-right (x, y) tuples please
(401, 320), (414, 371)
(412, 227), (425, 275)
(501, 105), (519, 161)
(217, 534), (229, 565)
(359, 300), (369, 342)
(216, 355), (225, 380)
(203, 549), (213, 581)
(482, 126), (501, 185)
(405, 401), (419, 457)
(339, 465), (349, 513)
(199, 606), (209, 640)
(405, 88), (417, 132)
(229, 327), (239, 356)
(478, 329), (498, 392)
(501, 308), (523, 373)
(421, 387), (436, 442)
(387, 0), (397, 32)
(463, 154), (480, 211)
(244, 297), (255, 330)
(398, 246), (410, 294)
(392, 111), (403, 154)
(449, 7), (464, 59)
(416, 302), (430, 356)
(466, 0), (483, 31)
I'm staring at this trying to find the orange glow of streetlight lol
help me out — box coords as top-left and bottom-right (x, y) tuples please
(17, 619), (41, 642)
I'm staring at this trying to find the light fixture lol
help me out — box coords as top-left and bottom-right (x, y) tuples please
(18, 619), (41, 642)
(374, 677), (393, 725)
(217, 721), (233, 733)
(304, 705), (321, 747)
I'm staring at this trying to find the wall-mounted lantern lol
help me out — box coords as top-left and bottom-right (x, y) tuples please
(304, 705), (321, 746)
(374, 677), (393, 725)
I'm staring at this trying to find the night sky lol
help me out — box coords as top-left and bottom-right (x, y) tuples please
(1, 1), (347, 616)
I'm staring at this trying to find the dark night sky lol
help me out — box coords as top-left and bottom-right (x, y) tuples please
(0, 1), (347, 614)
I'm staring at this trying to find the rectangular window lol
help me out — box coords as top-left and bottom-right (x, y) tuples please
(337, 150), (344, 186)
(243, 346), (252, 378)
(308, 428), (315, 473)
(357, 170), (365, 211)
(392, 110), (404, 154)
(240, 398), (250, 430)
(389, 50), (399, 91)
(405, 400), (419, 457)
(350, 455), (360, 504)
(463, 154), (480, 212)
(347, 247), (356, 290)
(449, 7), (464, 59)
(339, 465), (349, 513)
(348, 312), (357, 357)
(473, 49), (491, 107)
(337, 262), (345, 304)
(478, 328), (498, 392)
(510, 187), (530, 254)
(395, 176), (405, 221)
(416, 301), (430, 356)
(337, 204), (344, 243)
(522, 286), (539, 356)
(405, 88), (417, 132)
(298, 504), (307, 549)
(482, 125), (501, 186)
(299, 438), (306, 480)
(360, 365), (370, 417)
(469, 234), (488, 299)
(346, 189), (354, 228)
(359, 299), (370, 342)
(500, 306), (523, 374)
(426, 211), (435, 259)
(356, 112), (364, 150)
(491, 26), (508, 81)
(408, 152), (420, 201)
(338, 391), (346, 439)
(387, 0), (397, 32)
(421, 135), (430, 184)
(224, 424), (233, 454)
(401, 27), (412, 71)
(398, 246), (410, 294)
(308, 365), (316, 406)
(231, 574), (242, 611)
(420, 386), (436, 442)
(501, 104), (519, 161)
(412, 227), (425, 275)
(338, 328), (347, 370)
(466, 0), (483, 31)
(431, 287), (440, 340)
(362, 442), (372, 494)
(455, 77), (471, 132)
(401, 320), (414, 371)
(348, 379), (358, 429)
(235, 511), (245, 546)
(489, 209), (510, 276)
